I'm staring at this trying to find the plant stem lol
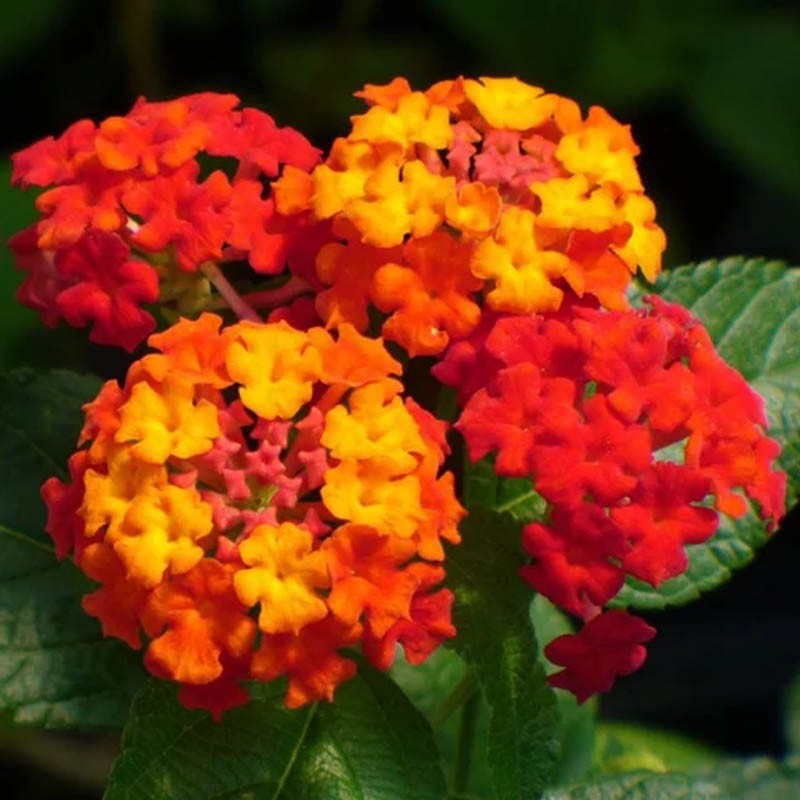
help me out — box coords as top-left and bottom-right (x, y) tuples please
(452, 686), (481, 795)
(205, 277), (314, 313)
(239, 277), (314, 309)
(430, 668), (478, 728)
(201, 262), (261, 322)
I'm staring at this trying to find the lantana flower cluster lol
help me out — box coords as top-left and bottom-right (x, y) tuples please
(10, 92), (320, 350)
(42, 314), (461, 717)
(434, 297), (786, 700)
(10, 75), (787, 714)
(273, 76), (666, 356)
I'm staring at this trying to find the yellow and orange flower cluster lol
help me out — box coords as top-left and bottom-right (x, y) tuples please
(42, 314), (462, 717)
(275, 76), (666, 355)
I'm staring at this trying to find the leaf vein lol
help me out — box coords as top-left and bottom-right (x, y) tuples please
(271, 701), (317, 800)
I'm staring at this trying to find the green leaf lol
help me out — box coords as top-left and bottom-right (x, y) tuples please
(105, 680), (315, 800)
(544, 770), (718, 800)
(616, 258), (800, 610)
(544, 758), (800, 800)
(389, 644), (468, 723)
(448, 507), (560, 799)
(109, 667), (448, 800)
(105, 665), (446, 800)
(710, 758), (800, 799)
(464, 455), (546, 524)
(279, 662), (448, 800)
(0, 369), (100, 538)
(390, 647), (494, 798)
(0, 368), (145, 727)
(592, 723), (719, 775)
(530, 596), (597, 787)
(0, 532), (145, 729)
(462, 453), (500, 509)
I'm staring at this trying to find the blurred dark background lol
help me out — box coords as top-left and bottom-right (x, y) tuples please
(1, 1), (799, 796)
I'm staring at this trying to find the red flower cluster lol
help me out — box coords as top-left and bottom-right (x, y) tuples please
(435, 296), (785, 700)
(10, 93), (320, 350)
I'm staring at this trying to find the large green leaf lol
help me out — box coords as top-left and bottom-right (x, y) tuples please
(448, 507), (560, 799)
(545, 758), (800, 800)
(107, 666), (447, 800)
(391, 645), (495, 798)
(0, 369), (99, 538)
(0, 533), (145, 728)
(711, 759), (800, 799)
(279, 662), (448, 800)
(544, 770), (717, 800)
(616, 258), (800, 610)
(0, 369), (145, 727)
(591, 723), (719, 776)
(105, 680), (314, 800)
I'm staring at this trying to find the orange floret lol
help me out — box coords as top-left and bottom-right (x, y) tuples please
(355, 77), (413, 110)
(556, 106), (642, 193)
(142, 559), (256, 684)
(444, 182), (502, 238)
(532, 174), (622, 233)
(252, 616), (360, 708)
(322, 524), (419, 635)
(308, 323), (401, 386)
(314, 233), (402, 330)
(80, 446), (167, 538)
(143, 312), (232, 387)
(111, 482), (213, 586)
(372, 233), (482, 356)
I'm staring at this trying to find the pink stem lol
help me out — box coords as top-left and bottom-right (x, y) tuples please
(206, 276), (314, 313)
(201, 262), (262, 322)
(242, 277), (314, 309)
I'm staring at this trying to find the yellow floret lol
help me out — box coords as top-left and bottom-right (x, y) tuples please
(115, 376), (219, 464)
(321, 383), (426, 475)
(471, 207), (568, 313)
(235, 522), (329, 634)
(226, 321), (320, 420)
(464, 77), (557, 130)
